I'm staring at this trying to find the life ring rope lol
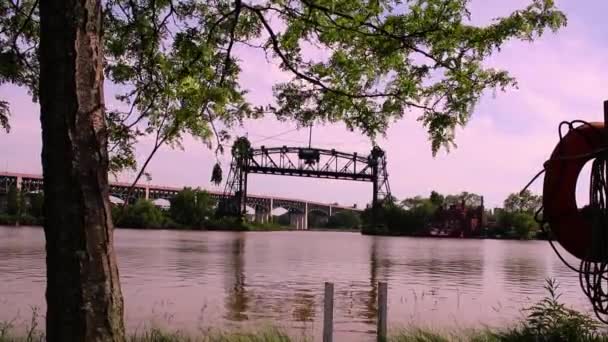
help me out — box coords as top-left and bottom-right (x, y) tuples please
(522, 117), (608, 324)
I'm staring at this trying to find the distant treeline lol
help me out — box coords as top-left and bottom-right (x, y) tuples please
(361, 190), (543, 240)
(1, 184), (541, 238)
(0, 184), (43, 226)
(0, 185), (360, 231)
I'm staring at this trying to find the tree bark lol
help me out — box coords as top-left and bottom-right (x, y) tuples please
(39, 0), (125, 341)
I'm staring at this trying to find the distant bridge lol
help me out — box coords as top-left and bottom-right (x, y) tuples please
(0, 172), (360, 230)
(222, 142), (390, 228)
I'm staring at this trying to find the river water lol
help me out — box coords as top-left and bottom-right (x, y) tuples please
(0, 226), (593, 340)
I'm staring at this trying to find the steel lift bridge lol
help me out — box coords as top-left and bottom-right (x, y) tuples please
(220, 136), (391, 226)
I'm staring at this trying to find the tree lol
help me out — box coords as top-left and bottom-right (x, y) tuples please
(497, 210), (538, 239)
(276, 212), (291, 226)
(362, 195), (435, 235)
(326, 211), (361, 229)
(497, 190), (541, 239)
(430, 191), (445, 207)
(1, 0), (566, 339)
(6, 184), (19, 216)
(170, 188), (215, 228)
(40, 1), (125, 340)
(504, 190), (542, 214)
(28, 192), (44, 218)
(401, 195), (426, 209)
(18, 189), (26, 215)
(116, 199), (166, 229)
(445, 191), (483, 207)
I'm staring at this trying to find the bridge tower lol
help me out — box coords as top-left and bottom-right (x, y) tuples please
(369, 146), (390, 212)
(221, 137), (391, 226)
(220, 137), (251, 218)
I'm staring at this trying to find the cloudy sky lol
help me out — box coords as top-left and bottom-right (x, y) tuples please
(1, 0), (607, 209)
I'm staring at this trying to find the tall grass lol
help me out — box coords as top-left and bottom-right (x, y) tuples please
(1, 279), (605, 342)
(390, 329), (608, 342)
(0, 306), (43, 342)
(389, 328), (500, 342)
(1, 326), (302, 342)
(391, 278), (607, 342)
(129, 327), (303, 342)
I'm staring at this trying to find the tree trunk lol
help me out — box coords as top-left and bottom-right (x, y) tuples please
(39, 0), (125, 341)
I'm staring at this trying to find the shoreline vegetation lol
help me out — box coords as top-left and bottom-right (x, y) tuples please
(1, 186), (545, 240)
(0, 186), (362, 232)
(360, 190), (544, 240)
(0, 280), (605, 342)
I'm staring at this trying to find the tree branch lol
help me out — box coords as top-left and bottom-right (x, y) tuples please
(9, 0), (38, 47)
(296, 0), (454, 70)
(120, 112), (174, 208)
(218, 0), (242, 87)
(244, 3), (429, 109)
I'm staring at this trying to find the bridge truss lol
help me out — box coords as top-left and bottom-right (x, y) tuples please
(221, 139), (391, 220)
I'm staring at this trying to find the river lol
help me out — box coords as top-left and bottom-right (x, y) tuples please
(0, 226), (592, 340)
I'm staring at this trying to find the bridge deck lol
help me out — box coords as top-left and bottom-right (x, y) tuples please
(0, 172), (361, 211)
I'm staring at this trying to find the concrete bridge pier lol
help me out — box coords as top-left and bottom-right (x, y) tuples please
(290, 212), (308, 230)
(304, 202), (308, 230)
(289, 213), (300, 230)
(254, 206), (270, 224)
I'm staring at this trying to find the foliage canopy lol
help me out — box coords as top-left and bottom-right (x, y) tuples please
(1, 0), (566, 180)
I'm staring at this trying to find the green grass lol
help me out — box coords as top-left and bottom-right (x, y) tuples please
(389, 328), (496, 342)
(242, 221), (286, 231)
(129, 327), (303, 342)
(3, 325), (608, 342)
(388, 327), (608, 342)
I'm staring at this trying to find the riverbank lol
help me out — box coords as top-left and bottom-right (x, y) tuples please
(361, 225), (550, 241)
(0, 214), (41, 227)
(0, 216), (287, 232)
(1, 219), (546, 240)
(308, 227), (360, 233)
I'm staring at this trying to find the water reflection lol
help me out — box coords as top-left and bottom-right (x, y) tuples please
(0, 227), (594, 341)
(292, 290), (315, 322)
(401, 240), (484, 291)
(224, 234), (249, 321)
(361, 237), (380, 323)
(172, 238), (209, 281)
(499, 241), (548, 295)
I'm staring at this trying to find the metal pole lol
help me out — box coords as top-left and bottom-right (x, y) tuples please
(308, 123), (313, 148)
(377, 282), (388, 342)
(243, 171), (248, 217)
(323, 282), (334, 342)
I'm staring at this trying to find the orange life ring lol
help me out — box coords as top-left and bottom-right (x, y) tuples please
(543, 122), (606, 261)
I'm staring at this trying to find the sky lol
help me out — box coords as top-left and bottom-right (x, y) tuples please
(1, 0), (607, 209)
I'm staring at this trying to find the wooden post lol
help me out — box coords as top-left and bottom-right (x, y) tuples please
(377, 282), (388, 342)
(323, 282), (334, 342)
